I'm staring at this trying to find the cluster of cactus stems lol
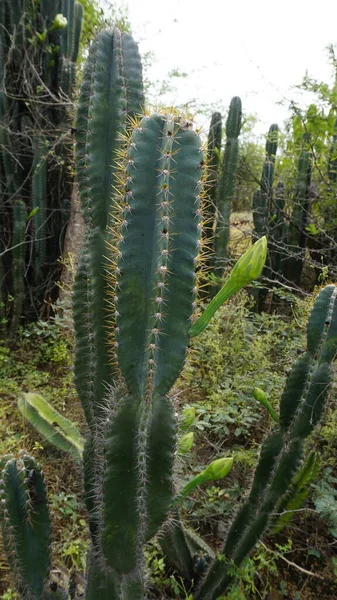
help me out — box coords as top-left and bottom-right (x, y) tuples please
(252, 126), (313, 308)
(0, 0), (82, 337)
(1, 26), (337, 600)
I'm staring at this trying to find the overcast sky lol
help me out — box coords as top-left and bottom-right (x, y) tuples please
(108, 0), (337, 136)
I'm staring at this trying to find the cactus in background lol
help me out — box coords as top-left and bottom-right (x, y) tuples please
(10, 200), (26, 336)
(284, 140), (312, 286)
(0, 454), (51, 597)
(31, 137), (48, 283)
(196, 284), (337, 599)
(0, 0), (82, 336)
(252, 124), (279, 310)
(270, 180), (286, 275)
(203, 112), (222, 291)
(74, 27), (144, 430)
(328, 117), (337, 183)
(213, 97), (242, 290)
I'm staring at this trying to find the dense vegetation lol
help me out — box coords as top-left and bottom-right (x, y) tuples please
(1, 2), (337, 599)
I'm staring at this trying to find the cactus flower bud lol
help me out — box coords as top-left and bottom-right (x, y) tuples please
(51, 14), (68, 30)
(189, 237), (267, 337)
(253, 387), (279, 422)
(181, 407), (196, 430)
(253, 387), (267, 404)
(178, 432), (194, 454)
(231, 236), (267, 285)
(179, 456), (234, 501)
(202, 457), (234, 481)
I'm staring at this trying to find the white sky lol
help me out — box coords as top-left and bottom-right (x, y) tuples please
(108, 0), (337, 137)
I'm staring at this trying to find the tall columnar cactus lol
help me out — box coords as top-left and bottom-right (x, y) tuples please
(328, 117), (337, 183)
(32, 136), (48, 283)
(203, 112), (222, 288)
(74, 28), (145, 558)
(196, 284), (337, 599)
(270, 180), (286, 274)
(284, 140), (312, 286)
(0, 454), (51, 597)
(82, 110), (204, 592)
(252, 124), (278, 310)
(213, 97), (242, 289)
(0, 0), (82, 336)
(10, 199), (26, 336)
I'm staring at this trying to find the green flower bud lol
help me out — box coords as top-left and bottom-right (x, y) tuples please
(189, 237), (267, 337)
(202, 457), (233, 481)
(253, 387), (267, 404)
(52, 14), (68, 30)
(253, 387), (279, 422)
(179, 456), (234, 501)
(231, 236), (267, 285)
(181, 407), (196, 430)
(178, 432), (194, 454)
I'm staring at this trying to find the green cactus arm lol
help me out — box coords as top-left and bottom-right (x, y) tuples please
(145, 396), (176, 540)
(101, 396), (141, 573)
(75, 28), (144, 229)
(159, 514), (195, 581)
(114, 114), (203, 399)
(72, 235), (97, 430)
(265, 124), (279, 160)
(72, 2), (83, 62)
(284, 144), (312, 285)
(18, 392), (84, 461)
(195, 285), (337, 599)
(0, 455), (51, 597)
(82, 435), (100, 545)
(184, 527), (215, 559)
(252, 189), (266, 239)
(261, 124), (278, 213)
(271, 451), (320, 534)
(203, 112), (222, 275)
(306, 284), (337, 355)
(278, 354), (311, 430)
(213, 97), (242, 279)
(226, 97), (242, 138)
(73, 229), (113, 427)
(85, 547), (120, 599)
(60, 0), (73, 59)
(189, 236), (267, 337)
(102, 395), (176, 574)
(270, 181), (285, 274)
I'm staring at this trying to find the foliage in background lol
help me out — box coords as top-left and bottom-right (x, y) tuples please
(0, 0), (82, 337)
